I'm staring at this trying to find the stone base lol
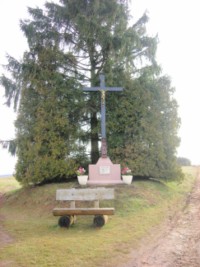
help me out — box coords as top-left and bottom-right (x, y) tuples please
(88, 157), (123, 185)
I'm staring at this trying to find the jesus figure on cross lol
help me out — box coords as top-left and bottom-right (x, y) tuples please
(83, 74), (123, 158)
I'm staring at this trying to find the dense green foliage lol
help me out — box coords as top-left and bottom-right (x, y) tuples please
(107, 73), (181, 179)
(2, 47), (86, 184)
(0, 0), (182, 184)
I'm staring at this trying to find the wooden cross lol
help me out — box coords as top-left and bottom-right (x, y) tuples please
(83, 74), (123, 158)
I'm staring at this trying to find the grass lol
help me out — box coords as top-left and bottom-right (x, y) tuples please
(0, 176), (21, 193)
(0, 166), (198, 267)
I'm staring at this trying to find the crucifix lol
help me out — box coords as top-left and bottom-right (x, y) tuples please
(83, 74), (123, 158)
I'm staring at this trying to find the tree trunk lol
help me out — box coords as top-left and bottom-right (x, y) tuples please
(90, 112), (99, 163)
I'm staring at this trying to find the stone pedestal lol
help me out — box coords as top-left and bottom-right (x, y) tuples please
(88, 157), (123, 185)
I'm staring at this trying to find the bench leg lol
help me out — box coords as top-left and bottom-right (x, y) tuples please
(93, 215), (108, 227)
(58, 215), (75, 228)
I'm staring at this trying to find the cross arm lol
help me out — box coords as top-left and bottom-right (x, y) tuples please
(83, 87), (100, 91)
(106, 87), (123, 91)
(83, 87), (123, 92)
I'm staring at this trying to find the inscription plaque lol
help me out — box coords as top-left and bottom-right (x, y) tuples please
(99, 166), (110, 175)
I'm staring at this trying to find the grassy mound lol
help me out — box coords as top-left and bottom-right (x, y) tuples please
(0, 167), (198, 267)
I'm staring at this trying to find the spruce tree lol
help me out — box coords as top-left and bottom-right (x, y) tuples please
(39, 0), (157, 163)
(107, 69), (181, 179)
(0, 0), (182, 184)
(1, 13), (86, 184)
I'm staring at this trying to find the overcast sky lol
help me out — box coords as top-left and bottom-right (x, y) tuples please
(0, 0), (200, 175)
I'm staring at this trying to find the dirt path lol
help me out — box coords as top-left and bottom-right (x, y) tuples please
(119, 172), (200, 267)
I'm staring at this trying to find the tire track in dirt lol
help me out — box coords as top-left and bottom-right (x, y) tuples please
(119, 171), (200, 267)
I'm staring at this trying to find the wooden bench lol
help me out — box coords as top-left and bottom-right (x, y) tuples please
(53, 188), (115, 227)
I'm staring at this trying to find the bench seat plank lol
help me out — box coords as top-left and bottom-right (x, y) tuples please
(53, 207), (115, 216)
(56, 188), (114, 201)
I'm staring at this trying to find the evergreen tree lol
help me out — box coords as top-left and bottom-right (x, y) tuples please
(0, 0), (182, 184)
(1, 16), (86, 184)
(39, 0), (157, 163)
(107, 69), (181, 179)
